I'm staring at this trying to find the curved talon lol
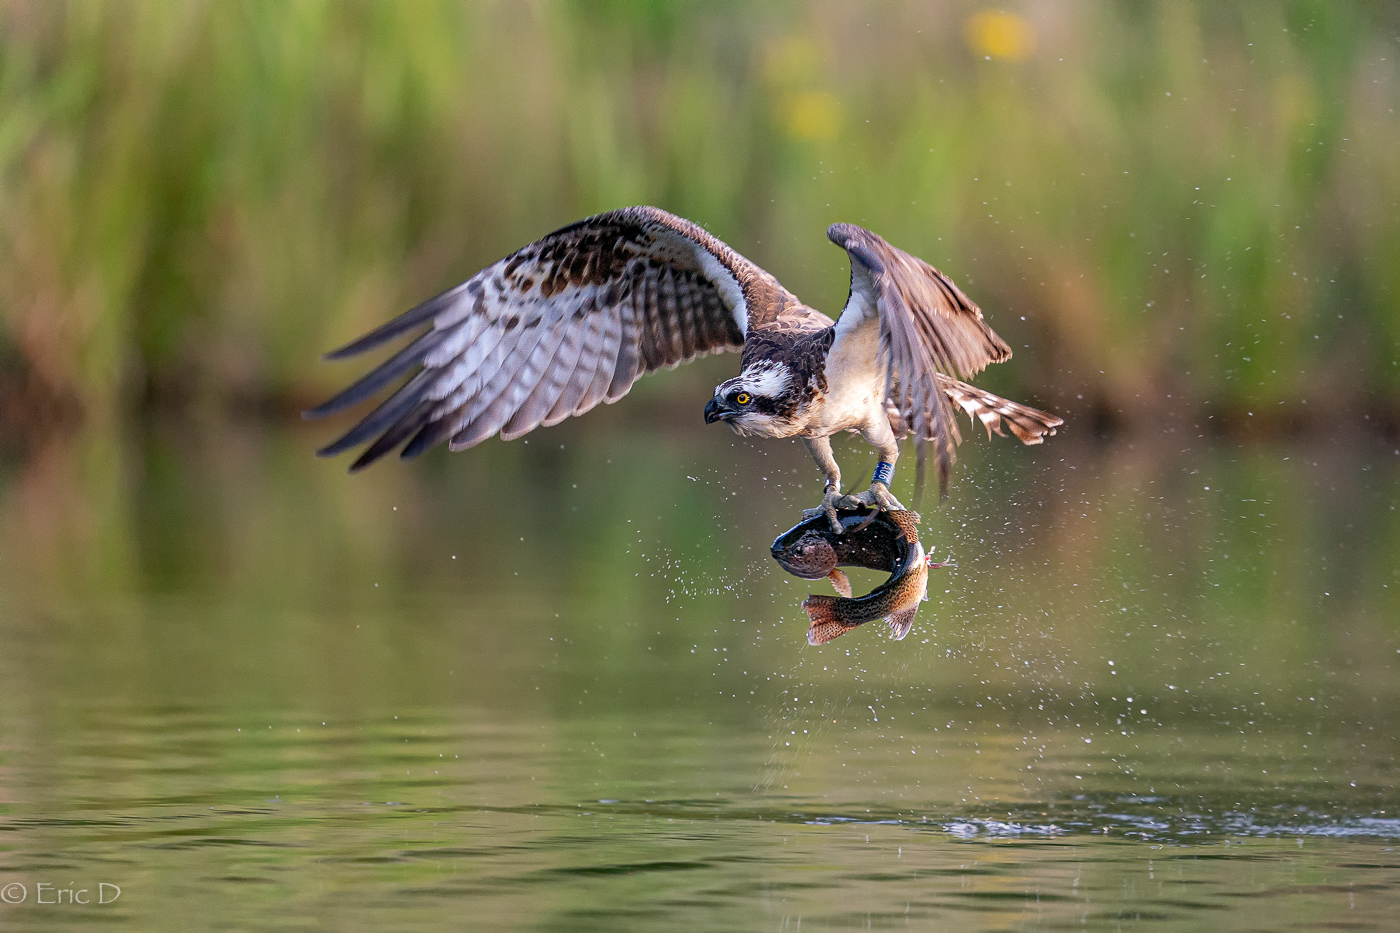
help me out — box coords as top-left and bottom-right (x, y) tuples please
(803, 482), (914, 535)
(801, 486), (846, 533)
(837, 481), (906, 514)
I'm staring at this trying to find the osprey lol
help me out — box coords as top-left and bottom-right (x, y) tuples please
(306, 206), (1061, 529)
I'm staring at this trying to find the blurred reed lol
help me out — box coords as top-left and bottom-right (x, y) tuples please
(0, 1), (1396, 434)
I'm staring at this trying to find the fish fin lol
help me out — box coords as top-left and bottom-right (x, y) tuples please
(885, 605), (917, 641)
(807, 619), (862, 646)
(802, 595), (861, 645)
(886, 509), (922, 544)
(828, 569), (852, 598)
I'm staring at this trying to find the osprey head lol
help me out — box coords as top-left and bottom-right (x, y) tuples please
(704, 362), (800, 437)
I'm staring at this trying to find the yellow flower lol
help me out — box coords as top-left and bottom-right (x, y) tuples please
(781, 90), (843, 142)
(964, 10), (1035, 63)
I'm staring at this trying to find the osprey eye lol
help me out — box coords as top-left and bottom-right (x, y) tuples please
(735, 391), (752, 406)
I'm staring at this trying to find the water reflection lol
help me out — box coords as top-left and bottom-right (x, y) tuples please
(1, 417), (1398, 929)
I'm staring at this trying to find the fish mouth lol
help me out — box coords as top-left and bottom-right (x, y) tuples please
(703, 397), (734, 424)
(772, 555), (829, 579)
(772, 534), (835, 578)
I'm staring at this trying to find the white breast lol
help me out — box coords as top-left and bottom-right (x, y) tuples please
(808, 323), (886, 435)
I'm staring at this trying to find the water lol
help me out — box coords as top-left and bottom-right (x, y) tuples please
(1, 412), (1398, 930)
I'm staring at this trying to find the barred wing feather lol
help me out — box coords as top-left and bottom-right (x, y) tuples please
(306, 206), (791, 470)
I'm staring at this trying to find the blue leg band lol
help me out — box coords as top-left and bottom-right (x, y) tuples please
(872, 461), (894, 486)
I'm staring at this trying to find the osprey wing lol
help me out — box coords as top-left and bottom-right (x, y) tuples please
(827, 223), (1037, 494)
(306, 206), (792, 470)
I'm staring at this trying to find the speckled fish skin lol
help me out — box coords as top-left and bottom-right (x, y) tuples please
(770, 508), (930, 645)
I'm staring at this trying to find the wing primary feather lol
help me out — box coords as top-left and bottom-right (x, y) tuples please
(303, 327), (451, 419)
(431, 310), (537, 427)
(349, 400), (435, 471)
(448, 311), (558, 450)
(429, 319), (511, 408)
(400, 323), (546, 456)
(399, 326), (572, 459)
(322, 282), (469, 360)
(399, 319), (577, 458)
(456, 316), (532, 406)
(316, 370), (435, 457)
(399, 412), (459, 460)
(500, 298), (589, 440)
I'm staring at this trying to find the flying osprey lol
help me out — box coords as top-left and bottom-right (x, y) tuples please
(306, 206), (1061, 529)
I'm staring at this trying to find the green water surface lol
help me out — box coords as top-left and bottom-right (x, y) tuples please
(1, 414), (1397, 930)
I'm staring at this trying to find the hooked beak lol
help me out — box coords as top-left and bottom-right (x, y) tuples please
(704, 397), (732, 424)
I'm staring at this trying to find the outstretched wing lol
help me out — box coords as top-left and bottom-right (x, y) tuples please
(306, 206), (795, 470)
(827, 223), (1044, 494)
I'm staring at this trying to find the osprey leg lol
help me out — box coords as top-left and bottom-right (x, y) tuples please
(800, 436), (847, 533)
(799, 431), (911, 532)
(837, 419), (909, 515)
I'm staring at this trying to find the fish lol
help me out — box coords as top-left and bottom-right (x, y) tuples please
(770, 507), (943, 645)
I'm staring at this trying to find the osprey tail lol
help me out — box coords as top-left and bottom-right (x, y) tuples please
(936, 374), (1062, 445)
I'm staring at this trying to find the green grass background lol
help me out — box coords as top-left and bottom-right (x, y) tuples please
(0, 1), (1396, 432)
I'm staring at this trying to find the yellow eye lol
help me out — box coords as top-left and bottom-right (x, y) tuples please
(735, 392), (752, 406)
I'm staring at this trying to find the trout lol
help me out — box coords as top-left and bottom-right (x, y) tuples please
(770, 507), (942, 645)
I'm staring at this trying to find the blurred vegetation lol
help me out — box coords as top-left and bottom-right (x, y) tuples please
(0, 0), (1397, 435)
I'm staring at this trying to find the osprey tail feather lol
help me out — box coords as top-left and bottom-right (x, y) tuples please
(937, 375), (1062, 445)
(890, 376), (1061, 447)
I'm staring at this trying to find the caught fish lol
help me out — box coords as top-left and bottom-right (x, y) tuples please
(770, 507), (943, 645)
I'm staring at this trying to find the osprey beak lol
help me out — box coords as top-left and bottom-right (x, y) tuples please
(704, 397), (729, 424)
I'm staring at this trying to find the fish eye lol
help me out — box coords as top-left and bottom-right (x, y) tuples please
(735, 391), (752, 406)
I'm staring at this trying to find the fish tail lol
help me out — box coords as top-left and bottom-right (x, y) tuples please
(802, 595), (862, 645)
